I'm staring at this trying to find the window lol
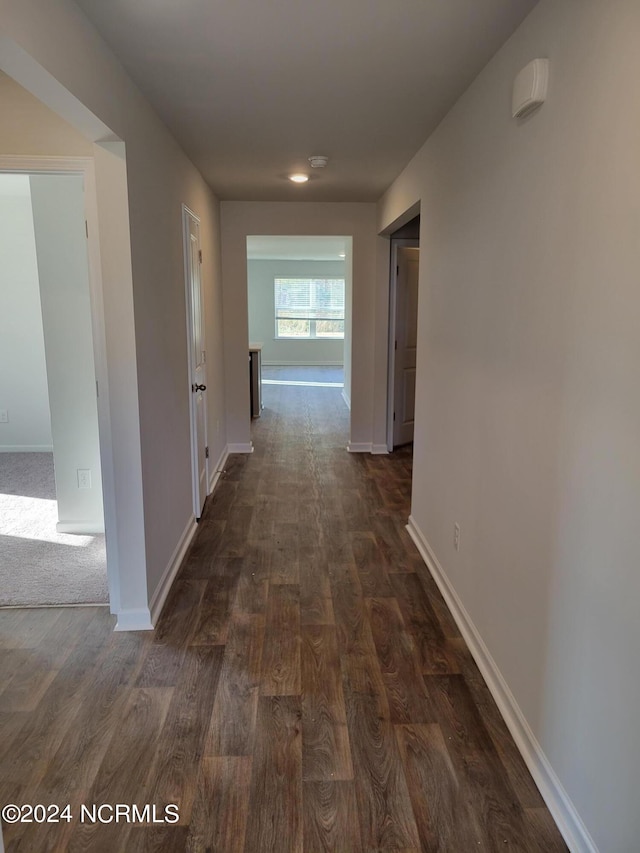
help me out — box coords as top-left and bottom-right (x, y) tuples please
(274, 278), (345, 339)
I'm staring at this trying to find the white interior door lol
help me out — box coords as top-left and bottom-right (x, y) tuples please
(393, 246), (419, 447)
(183, 206), (208, 518)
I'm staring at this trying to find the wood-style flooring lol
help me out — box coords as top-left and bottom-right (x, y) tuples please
(0, 376), (568, 851)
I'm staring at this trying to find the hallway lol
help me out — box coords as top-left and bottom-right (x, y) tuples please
(0, 379), (567, 851)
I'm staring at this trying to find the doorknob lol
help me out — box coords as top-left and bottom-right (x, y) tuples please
(192, 383), (207, 392)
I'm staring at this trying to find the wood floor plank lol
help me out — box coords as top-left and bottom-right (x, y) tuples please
(153, 579), (207, 646)
(5, 633), (150, 852)
(301, 625), (353, 781)
(449, 637), (547, 809)
(343, 687), (421, 851)
(524, 808), (570, 852)
(145, 645), (224, 822)
(0, 607), (62, 649)
(205, 613), (264, 756)
(261, 584), (301, 695)
(243, 695), (302, 853)
(186, 756), (252, 853)
(366, 596), (435, 724)
(350, 532), (395, 597)
(395, 723), (481, 852)
(65, 687), (174, 853)
(389, 572), (459, 675)
(427, 674), (533, 851)
(191, 574), (240, 646)
(303, 781), (363, 853)
(0, 609), (116, 784)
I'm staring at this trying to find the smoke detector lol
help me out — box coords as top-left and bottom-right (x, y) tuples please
(308, 155), (329, 169)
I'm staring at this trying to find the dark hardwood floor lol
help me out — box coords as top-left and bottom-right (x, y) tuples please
(0, 375), (568, 852)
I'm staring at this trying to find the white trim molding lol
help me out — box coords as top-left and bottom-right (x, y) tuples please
(208, 445), (230, 493)
(149, 515), (198, 627)
(56, 521), (105, 535)
(372, 444), (389, 455)
(406, 516), (600, 853)
(347, 442), (372, 453)
(227, 442), (254, 454)
(0, 445), (54, 452)
(114, 607), (153, 632)
(341, 390), (351, 410)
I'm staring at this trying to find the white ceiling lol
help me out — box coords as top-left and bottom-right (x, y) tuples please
(73, 0), (538, 202)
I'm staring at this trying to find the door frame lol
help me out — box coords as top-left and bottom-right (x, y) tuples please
(0, 155), (117, 608)
(182, 204), (209, 519)
(387, 237), (420, 452)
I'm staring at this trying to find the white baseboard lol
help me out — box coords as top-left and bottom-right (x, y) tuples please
(341, 390), (351, 410)
(406, 516), (599, 853)
(0, 445), (54, 452)
(227, 442), (253, 454)
(148, 444), (231, 628)
(208, 445), (229, 493)
(149, 514), (198, 627)
(114, 606), (153, 632)
(347, 442), (372, 453)
(372, 444), (389, 455)
(56, 521), (105, 535)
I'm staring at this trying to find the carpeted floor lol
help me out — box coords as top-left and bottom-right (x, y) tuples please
(0, 453), (109, 606)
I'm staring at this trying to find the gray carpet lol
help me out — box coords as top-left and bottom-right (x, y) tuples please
(0, 453), (109, 606)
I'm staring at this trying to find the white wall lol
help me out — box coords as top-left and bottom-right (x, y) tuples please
(221, 202), (386, 452)
(0, 173), (52, 451)
(30, 173), (104, 533)
(378, 1), (640, 850)
(0, 4), (226, 624)
(248, 258), (345, 365)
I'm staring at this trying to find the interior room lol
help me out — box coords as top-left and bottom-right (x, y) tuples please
(0, 170), (108, 607)
(247, 235), (348, 398)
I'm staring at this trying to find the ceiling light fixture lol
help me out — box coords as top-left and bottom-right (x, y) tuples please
(289, 173), (309, 183)
(308, 155), (329, 169)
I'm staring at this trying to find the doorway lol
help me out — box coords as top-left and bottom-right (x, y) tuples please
(182, 205), (209, 520)
(0, 169), (108, 606)
(245, 235), (351, 405)
(387, 234), (420, 451)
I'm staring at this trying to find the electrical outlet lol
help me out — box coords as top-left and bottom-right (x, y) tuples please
(454, 523), (461, 551)
(0, 409), (8, 423)
(77, 469), (92, 489)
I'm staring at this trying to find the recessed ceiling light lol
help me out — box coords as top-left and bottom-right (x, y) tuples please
(339, 253), (346, 258)
(289, 173), (309, 183)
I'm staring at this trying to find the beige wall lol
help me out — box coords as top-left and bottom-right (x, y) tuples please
(0, 174), (52, 451)
(248, 258), (345, 365)
(221, 202), (387, 451)
(0, 70), (93, 156)
(0, 4), (226, 623)
(378, 1), (640, 850)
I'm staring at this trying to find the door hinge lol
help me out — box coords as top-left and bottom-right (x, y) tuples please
(85, 220), (89, 238)
(396, 265), (399, 276)
(394, 340), (397, 350)
(205, 446), (209, 459)
(393, 412), (396, 421)
(198, 249), (203, 264)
